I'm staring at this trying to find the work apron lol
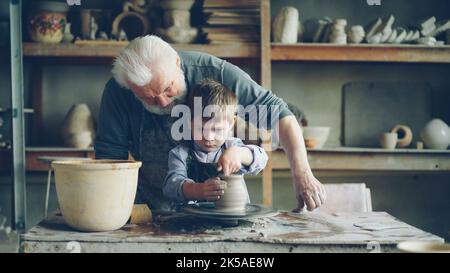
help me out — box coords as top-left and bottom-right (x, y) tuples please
(185, 144), (221, 184)
(136, 109), (179, 213)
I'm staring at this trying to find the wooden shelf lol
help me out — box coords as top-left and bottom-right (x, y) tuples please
(3, 146), (448, 172)
(0, 147), (95, 172)
(22, 42), (260, 59)
(272, 147), (450, 172)
(271, 43), (450, 63)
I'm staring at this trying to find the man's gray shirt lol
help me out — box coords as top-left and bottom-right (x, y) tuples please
(95, 50), (292, 160)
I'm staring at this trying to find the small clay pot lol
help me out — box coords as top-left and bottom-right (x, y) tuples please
(379, 132), (398, 149)
(215, 174), (249, 212)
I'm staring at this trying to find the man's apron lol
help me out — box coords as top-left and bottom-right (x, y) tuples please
(136, 109), (179, 212)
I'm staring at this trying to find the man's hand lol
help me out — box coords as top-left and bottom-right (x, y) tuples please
(217, 146), (253, 176)
(278, 116), (327, 212)
(182, 178), (227, 202)
(292, 170), (327, 212)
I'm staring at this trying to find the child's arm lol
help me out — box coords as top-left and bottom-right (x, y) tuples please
(217, 138), (268, 176)
(163, 146), (194, 202)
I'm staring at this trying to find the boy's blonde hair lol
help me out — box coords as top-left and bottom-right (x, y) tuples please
(187, 79), (238, 120)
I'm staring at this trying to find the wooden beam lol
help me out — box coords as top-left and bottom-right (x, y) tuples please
(271, 43), (450, 63)
(260, 0), (272, 88)
(260, 0), (273, 206)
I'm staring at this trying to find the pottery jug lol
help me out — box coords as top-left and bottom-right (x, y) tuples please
(420, 119), (450, 150)
(379, 132), (398, 149)
(215, 174), (249, 212)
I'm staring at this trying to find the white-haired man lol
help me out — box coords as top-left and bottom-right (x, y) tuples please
(95, 35), (326, 212)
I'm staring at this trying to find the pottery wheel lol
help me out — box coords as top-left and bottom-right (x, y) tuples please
(181, 203), (278, 221)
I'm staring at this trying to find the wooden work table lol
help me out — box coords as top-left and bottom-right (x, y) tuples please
(20, 210), (443, 253)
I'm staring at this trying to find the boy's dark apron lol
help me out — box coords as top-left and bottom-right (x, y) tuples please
(186, 149), (221, 184)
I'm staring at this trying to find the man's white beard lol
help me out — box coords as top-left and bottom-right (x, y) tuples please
(138, 71), (188, 115)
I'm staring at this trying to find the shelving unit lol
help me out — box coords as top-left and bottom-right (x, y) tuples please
(260, 2), (450, 205)
(6, 0), (450, 215)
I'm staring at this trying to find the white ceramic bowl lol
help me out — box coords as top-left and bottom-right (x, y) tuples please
(302, 127), (331, 149)
(52, 160), (142, 232)
(397, 241), (450, 253)
(420, 119), (450, 150)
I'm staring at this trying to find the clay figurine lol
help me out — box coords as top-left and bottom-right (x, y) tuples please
(89, 16), (98, 40)
(347, 25), (365, 44)
(329, 18), (347, 45)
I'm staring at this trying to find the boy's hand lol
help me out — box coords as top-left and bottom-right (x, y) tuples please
(183, 178), (227, 202)
(217, 147), (243, 176)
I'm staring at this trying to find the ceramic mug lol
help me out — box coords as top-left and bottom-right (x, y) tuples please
(379, 132), (398, 149)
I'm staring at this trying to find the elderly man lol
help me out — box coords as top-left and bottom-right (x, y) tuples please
(95, 35), (326, 212)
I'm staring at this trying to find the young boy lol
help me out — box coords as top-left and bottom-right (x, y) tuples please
(163, 79), (268, 203)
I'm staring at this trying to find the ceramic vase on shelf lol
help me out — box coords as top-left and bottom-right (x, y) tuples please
(420, 119), (450, 150)
(272, 6), (300, 44)
(27, 1), (69, 43)
(157, 0), (198, 44)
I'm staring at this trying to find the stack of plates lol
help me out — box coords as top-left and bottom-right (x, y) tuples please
(202, 0), (260, 44)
